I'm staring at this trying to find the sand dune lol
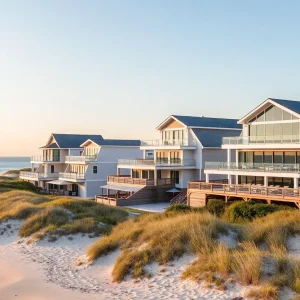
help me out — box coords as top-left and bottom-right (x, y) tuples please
(0, 220), (297, 300)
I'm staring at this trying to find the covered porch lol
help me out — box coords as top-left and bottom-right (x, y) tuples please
(40, 180), (80, 196)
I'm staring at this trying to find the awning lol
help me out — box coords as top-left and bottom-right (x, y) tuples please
(47, 180), (71, 185)
(101, 184), (143, 193)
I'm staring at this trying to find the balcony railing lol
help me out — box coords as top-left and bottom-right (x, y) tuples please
(58, 172), (85, 180)
(107, 175), (176, 186)
(65, 155), (97, 163)
(223, 135), (300, 145)
(141, 139), (197, 147)
(19, 171), (59, 179)
(31, 156), (62, 162)
(205, 162), (300, 173)
(118, 158), (196, 167)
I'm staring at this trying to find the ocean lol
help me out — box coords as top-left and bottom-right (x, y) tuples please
(0, 157), (31, 175)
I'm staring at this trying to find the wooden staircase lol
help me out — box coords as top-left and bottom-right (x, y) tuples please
(170, 189), (187, 205)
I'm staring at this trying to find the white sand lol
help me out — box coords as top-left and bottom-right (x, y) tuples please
(0, 220), (297, 300)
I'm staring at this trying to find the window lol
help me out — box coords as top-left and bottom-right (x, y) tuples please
(283, 110), (292, 120)
(93, 166), (97, 174)
(253, 152), (263, 164)
(284, 152), (296, 164)
(171, 171), (180, 184)
(50, 165), (54, 173)
(264, 152), (273, 164)
(142, 170), (148, 179)
(157, 170), (162, 179)
(274, 152), (283, 164)
(53, 150), (60, 162)
(132, 170), (140, 178)
(149, 170), (154, 179)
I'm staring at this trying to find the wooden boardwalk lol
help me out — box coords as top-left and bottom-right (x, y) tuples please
(188, 182), (300, 208)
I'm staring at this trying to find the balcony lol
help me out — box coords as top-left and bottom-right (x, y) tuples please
(118, 158), (196, 168)
(223, 135), (300, 146)
(107, 175), (175, 186)
(19, 171), (59, 180)
(31, 156), (63, 163)
(205, 162), (300, 173)
(65, 155), (97, 164)
(58, 172), (85, 181)
(140, 139), (197, 148)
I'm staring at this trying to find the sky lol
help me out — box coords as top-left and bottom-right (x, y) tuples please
(1, 0), (300, 156)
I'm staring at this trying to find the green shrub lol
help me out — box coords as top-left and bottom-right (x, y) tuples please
(224, 201), (289, 223)
(0, 180), (36, 192)
(165, 204), (192, 213)
(207, 199), (226, 217)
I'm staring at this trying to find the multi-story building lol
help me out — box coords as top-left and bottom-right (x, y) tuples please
(188, 98), (300, 207)
(97, 115), (241, 206)
(20, 133), (141, 197)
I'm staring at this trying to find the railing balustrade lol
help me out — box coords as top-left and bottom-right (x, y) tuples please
(205, 162), (300, 173)
(118, 158), (196, 167)
(223, 135), (300, 145)
(141, 139), (197, 147)
(19, 172), (58, 179)
(188, 182), (300, 199)
(107, 176), (176, 186)
(31, 156), (62, 162)
(65, 155), (97, 163)
(58, 172), (85, 180)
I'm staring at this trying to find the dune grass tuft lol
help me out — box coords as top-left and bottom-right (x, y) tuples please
(247, 282), (279, 300)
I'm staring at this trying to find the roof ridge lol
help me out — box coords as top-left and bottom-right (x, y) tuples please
(172, 114), (239, 121)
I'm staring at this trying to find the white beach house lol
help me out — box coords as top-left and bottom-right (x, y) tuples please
(188, 98), (300, 207)
(97, 115), (241, 206)
(20, 134), (142, 197)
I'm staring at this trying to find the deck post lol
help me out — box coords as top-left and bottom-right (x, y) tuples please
(264, 176), (268, 186)
(227, 149), (231, 165)
(294, 177), (299, 189)
(206, 174), (210, 183)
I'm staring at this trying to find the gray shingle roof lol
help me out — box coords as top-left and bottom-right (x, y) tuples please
(270, 98), (300, 115)
(86, 137), (141, 147)
(192, 128), (241, 148)
(42, 134), (104, 148)
(40, 142), (59, 149)
(172, 115), (241, 129)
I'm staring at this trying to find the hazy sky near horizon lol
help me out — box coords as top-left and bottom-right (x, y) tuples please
(1, 0), (300, 156)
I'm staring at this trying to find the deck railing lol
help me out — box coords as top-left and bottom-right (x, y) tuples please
(223, 135), (300, 145)
(141, 139), (197, 147)
(205, 162), (300, 173)
(118, 158), (196, 167)
(31, 156), (62, 162)
(107, 175), (175, 186)
(188, 182), (300, 199)
(65, 155), (97, 163)
(58, 172), (85, 180)
(19, 171), (59, 179)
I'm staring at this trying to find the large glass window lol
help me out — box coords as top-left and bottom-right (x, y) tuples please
(253, 152), (263, 164)
(170, 171), (180, 184)
(284, 152), (296, 164)
(274, 152), (283, 164)
(142, 170), (148, 179)
(256, 112), (265, 122)
(256, 125), (265, 142)
(264, 152), (273, 164)
(238, 152), (245, 163)
(132, 170), (140, 178)
(283, 110), (292, 120)
(273, 106), (283, 120)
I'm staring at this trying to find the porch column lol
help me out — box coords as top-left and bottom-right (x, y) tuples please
(117, 168), (120, 176)
(227, 149), (232, 170)
(264, 176), (268, 187)
(228, 174), (232, 185)
(235, 175), (239, 185)
(294, 177), (299, 189)
(206, 173), (210, 183)
(154, 170), (158, 185)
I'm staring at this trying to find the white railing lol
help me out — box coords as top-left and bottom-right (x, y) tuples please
(19, 172), (59, 179)
(65, 155), (97, 163)
(58, 172), (85, 180)
(141, 139), (197, 147)
(31, 156), (62, 162)
(118, 158), (196, 167)
(205, 162), (300, 173)
(223, 135), (300, 145)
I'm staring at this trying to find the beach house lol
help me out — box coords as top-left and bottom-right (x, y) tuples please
(188, 98), (300, 208)
(19, 134), (141, 197)
(96, 115), (241, 206)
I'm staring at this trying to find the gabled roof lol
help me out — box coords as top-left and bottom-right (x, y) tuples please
(238, 98), (300, 124)
(40, 143), (59, 149)
(192, 128), (241, 148)
(269, 98), (300, 115)
(80, 137), (141, 147)
(157, 115), (241, 130)
(41, 134), (104, 149)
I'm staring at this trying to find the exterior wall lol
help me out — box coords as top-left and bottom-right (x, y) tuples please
(69, 149), (83, 156)
(97, 146), (142, 161)
(85, 180), (106, 198)
(202, 148), (233, 180)
(180, 169), (198, 188)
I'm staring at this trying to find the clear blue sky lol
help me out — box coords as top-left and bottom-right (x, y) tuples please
(1, 0), (300, 155)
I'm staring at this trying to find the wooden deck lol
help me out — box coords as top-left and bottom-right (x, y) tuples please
(188, 182), (300, 208)
(107, 175), (175, 187)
